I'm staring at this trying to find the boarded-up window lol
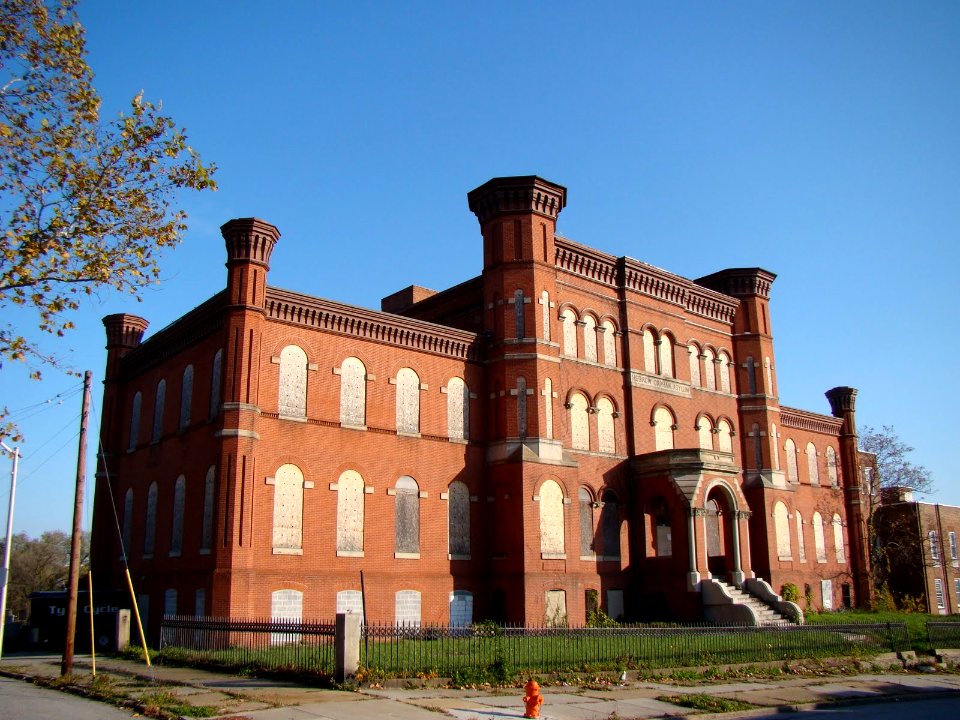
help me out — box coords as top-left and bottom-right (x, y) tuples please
(395, 590), (421, 626)
(569, 393), (589, 450)
(336, 470), (364, 554)
(144, 482), (158, 557)
(278, 345), (308, 418)
(545, 589), (567, 627)
(339, 357), (366, 427)
(652, 498), (672, 557)
(813, 512), (827, 562)
(600, 490), (620, 558)
(688, 345), (701, 387)
(806, 443), (820, 485)
(718, 352), (731, 392)
(337, 590), (363, 616)
(128, 391), (142, 451)
(697, 416), (713, 450)
(833, 514), (845, 563)
(796, 511), (807, 562)
(785, 439), (798, 483)
(658, 334), (674, 378)
(561, 309), (577, 357)
(395, 476), (420, 554)
(164, 589), (177, 617)
(396, 367), (420, 434)
(606, 589), (624, 621)
(774, 502), (791, 559)
(654, 406), (674, 451)
(597, 397), (615, 454)
(271, 589), (303, 645)
(152, 379), (166, 443)
(195, 589), (206, 616)
(578, 487), (594, 557)
(602, 320), (616, 367)
(825, 447), (839, 487)
(539, 480), (565, 556)
(447, 481), (470, 557)
(642, 329), (657, 373)
(703, 348), (716, 391)
(272, 464), (305, 551)
(450, 590), (473, 627)
(446, 377), (469, 441)
(717, 419), (733, 453)
(122, 488), (133, 552)
(179, 365), (193, 430)
(514, 289), (525, 338)
(583, 315), (597, 362)
(170, 475), (185, 556)
(209, 349), (222, 419)
(201, 466), (215, 553)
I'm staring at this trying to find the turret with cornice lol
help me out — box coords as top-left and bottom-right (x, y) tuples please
(102, 313), (149, 382)
(221, 218), (280, 310)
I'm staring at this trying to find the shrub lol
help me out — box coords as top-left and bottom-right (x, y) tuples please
(780, 583), (800, 603)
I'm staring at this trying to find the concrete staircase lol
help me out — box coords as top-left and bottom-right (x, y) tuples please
(711, 580), (794, 626)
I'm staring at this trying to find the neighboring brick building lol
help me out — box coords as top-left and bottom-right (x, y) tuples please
(875, 488), (960, 614)
(91, 175), (872, 640)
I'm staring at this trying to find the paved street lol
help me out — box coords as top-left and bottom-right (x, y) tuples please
(741, 696), (960, 719)
(0, 676), (135, 720)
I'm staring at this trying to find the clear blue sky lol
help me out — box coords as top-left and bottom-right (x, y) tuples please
(2, 0), (958, 538)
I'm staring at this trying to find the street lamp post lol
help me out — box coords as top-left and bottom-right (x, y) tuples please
(0, 441), (21, 661)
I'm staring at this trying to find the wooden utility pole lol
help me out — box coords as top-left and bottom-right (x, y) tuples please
(62, 370), (92, 676)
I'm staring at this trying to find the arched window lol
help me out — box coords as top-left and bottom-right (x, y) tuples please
(717, 419), (733, 453)
(122, 488), (134, 552)
(200, 466), (215, 554)
(514, 289), (525, 338)
(561, 309), (577, 357)
(578, 487), (594, 557)
(271, 464), (305, 552)
(209, 349), (222, 420)
(697, 415), (713, 450)
(339, 357), (366, 427)
(144, 481), (158, 557)
(651, 497), (672, 556)
(278, 345), (308, 418)
(813, 512), (827, 562)
(773, 501), (791, 559)
(601, 320), (616, 367)
(658, 333), (674, 378)
(396, 589), (421, 626)
(569, 392), (589, 450)
(446, 377), (470, 441)
(583, 315), (597, 362)
(396, 367), (420, 434)
(450, 590), (473, 627)
(703, 348), (716, 390)
(599, 489), (620, 559)
(170, 475), (185, 557)
(128, 391), (142, 451)
(539, 479), (565, 556)
(825, 446), (839, 487)
(832, 514), (845, 563)
(642, 328), (657, 373)
(718, 351), (731, 393)
(785, 439), (798, 483)
(688, 344), (702, 387)
(654, 406), (674, 451)
(806, 443), (819, 485)
(540, 291), (551, 341)
(152, 379), (166, 443)
(448, 481), (470, 557)
(796, 511), (806, 562)
(395, 476), (420, 555)
(179, 365), (193, 430)
(596, 397), (615, 454)
(336, 470), (364, 555)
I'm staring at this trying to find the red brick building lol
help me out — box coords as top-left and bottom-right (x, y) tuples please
(91, 175), (872, 639)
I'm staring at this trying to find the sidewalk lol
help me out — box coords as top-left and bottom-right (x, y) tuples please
(2, 652), (959, 720)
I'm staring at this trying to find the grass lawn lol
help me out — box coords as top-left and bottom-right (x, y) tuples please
(805, 609), (960, 652)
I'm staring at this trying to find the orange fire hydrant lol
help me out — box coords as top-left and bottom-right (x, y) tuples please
(523, 679), (544, 718)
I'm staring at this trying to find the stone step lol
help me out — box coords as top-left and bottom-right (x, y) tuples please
(713, 580), (794, 626)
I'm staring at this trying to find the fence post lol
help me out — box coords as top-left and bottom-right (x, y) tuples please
(335, 612), (361, 683)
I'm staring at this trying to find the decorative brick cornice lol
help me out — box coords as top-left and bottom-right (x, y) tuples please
(119, 292), (227, 377)
(103, 313), (149, 349)
(780, 406), (843, 435)
(266, 287), (482, 362)
(554, 237), (738, 324)
(467, 176), (567, 224)
(695, 267), (777, 299)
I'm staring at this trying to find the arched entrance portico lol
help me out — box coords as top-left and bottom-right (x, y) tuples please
(703, 481), (745, 585)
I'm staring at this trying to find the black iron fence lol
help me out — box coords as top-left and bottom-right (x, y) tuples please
(159, 615), (336, 674)
(360, 621), (910, 677)
(927, 622), (960, 649)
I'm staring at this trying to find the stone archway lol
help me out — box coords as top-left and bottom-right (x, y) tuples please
(705, 484), (737, 580)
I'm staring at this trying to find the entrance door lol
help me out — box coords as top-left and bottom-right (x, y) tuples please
(705, 498), (727, 575)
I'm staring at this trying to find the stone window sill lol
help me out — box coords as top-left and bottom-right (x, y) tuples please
(449, 554), (471, 561)
(395, 552), (420, 560)
(273, 547), (303, 555)
(337, 550), (364, 558)
(541, 553), (566, 560)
